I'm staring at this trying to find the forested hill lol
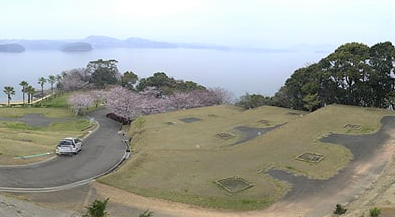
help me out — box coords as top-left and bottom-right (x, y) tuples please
(0, 43), (25, 52)
(237, 42), (395, 111)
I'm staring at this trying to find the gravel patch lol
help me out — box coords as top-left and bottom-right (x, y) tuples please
(267, 116), (395, 215)
(0, 113), (76, 127)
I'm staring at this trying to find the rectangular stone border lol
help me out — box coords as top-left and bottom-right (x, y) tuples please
(215, 176), (253, 194)
(343, 123), (361, 130)
(295, 152), (326, 163)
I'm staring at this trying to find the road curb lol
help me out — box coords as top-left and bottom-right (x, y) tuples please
(0, 116), (100, 168)
(0, 112), (129, 193)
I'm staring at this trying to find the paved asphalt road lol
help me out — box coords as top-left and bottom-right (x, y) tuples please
(0, 108), (126, 190)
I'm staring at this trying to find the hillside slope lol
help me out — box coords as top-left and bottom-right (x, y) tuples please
(99, 104), (395, 210)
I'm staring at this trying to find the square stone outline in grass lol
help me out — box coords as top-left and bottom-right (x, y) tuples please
(179, 117), (202, 123)
(216, 132), (235, 140)
(296, 152), (326, 163)
(343, 123), (361, 130)
(215, 176), (253, 194)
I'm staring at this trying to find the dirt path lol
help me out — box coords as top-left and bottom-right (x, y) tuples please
(90, 117), (395, 217)
(93, 135), (395, 217)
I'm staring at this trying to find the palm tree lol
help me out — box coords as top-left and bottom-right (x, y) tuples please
(25, 85), (35, 104)
(55, 74), (64, 94)
(19, 81), (29, 104)
(38, 77), (47, 100)
(3, 86), (15, 106)
(48, 75), (56, 96)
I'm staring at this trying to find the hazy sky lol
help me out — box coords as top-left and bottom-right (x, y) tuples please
(1, 0), (394, 47)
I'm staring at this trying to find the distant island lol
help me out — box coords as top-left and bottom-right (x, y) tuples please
(0, 35), (231, 52)
(61, 42), (92, 52)
(0, 35), (328, 53)
(0, 43), (25, 52)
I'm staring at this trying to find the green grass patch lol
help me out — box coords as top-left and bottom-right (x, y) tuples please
(47, 119), (90, 132)
(0, 107), (74, 118)
(0, 105), (91, 165)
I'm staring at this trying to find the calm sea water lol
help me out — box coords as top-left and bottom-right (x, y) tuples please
(0, 48), (327, 103)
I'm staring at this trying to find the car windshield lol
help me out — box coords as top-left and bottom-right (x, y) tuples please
(58, 140), (72, 147)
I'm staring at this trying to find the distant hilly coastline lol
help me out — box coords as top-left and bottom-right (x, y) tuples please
(0, 35), (232, 53)
(0, 35), (335, 53)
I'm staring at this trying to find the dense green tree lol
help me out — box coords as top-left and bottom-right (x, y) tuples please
(274, 41), (395, 110)
(177, 80), (205, 92)
(136, 72), (205, 96)
(272, 86), (292, 108)
(19, 80), (29, 104)
(136, 72), (172, 93)
(236, 93), (273, 109)
(321, 42), (371, 106)
(303, 93), (320, 111)
(121, 71), (139, 90)
(282, 63), (323, 110)
(3, 86), (15, 106)
(368, 41), (395, 107)
(87, 59), (119, 89)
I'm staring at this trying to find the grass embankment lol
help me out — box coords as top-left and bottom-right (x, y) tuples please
(0, 94), (91, 165)
(99, 104), (395, 210)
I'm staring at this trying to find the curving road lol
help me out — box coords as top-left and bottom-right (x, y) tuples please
(0, 108), (126, 192)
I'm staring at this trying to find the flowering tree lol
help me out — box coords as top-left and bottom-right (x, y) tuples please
(104, 86), (232, 123)
(169, 88), (232, 110)
(206, 87), (233, 105)
(139, 87), (170, 114)
(105, 87), (144, 120)
(169, 91), (197, 110)
(61, 68), (90, 91)
(141, 94), (171, 114)
(91, 89), (108, 107)
(68, 93), (94, 115)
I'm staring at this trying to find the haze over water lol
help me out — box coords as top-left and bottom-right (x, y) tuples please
(0, 48), (328, 103)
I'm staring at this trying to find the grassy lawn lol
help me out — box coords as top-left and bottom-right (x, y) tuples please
(99, 104), (395, 210)
(0, 95), (91, 165)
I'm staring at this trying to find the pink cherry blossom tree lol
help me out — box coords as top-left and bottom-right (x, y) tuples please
(68, 93), (94, 115)
(61, 68), (90, 91)
(105, 87), (144, 120)
(91, 89), (108, 107)
(168, 88), (232, 109)
(104, 85), (233, 123)
(198, 87), (233, 106)
(169, 91), (196, 110)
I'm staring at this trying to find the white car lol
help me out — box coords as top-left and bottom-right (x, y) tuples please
(55, 137), (82, 155)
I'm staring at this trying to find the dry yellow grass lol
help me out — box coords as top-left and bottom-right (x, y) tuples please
(98, 104), (395, 210)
